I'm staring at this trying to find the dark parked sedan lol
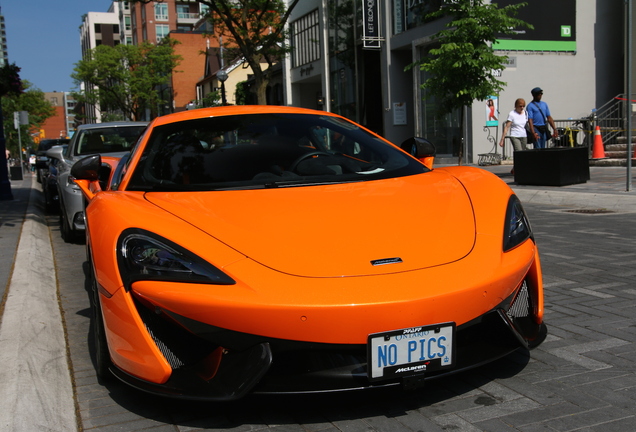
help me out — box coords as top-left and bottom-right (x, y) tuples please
(41, 144), (68, 212)
(35, 138), (70, 184)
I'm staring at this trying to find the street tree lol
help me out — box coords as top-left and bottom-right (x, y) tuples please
(129, 0), (300, 105)
(72, 40), (182, 121)
(0, 64), (25, 200)
(2, 81), (56, 156)
(410, 0), (532, 163)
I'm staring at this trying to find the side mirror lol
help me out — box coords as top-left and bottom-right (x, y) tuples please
(400, 137), (436, 159)
(46, 146), (65, 161)
(71, 154), (101, 181)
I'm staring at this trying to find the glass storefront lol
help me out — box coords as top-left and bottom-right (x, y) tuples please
(393, 0), (444, 35)
(328, 0), (359, 122)
(418, 46), (462, 157)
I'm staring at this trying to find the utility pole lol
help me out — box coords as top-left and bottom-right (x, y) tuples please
(627, 0), (633, 192)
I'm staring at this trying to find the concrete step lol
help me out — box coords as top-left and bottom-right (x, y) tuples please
(589, 157), (636, 167)
(605, 143), (628, 151)
(605, 150), (633, 158)
(616, 136), (636, 144)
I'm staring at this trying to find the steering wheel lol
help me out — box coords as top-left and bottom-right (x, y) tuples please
(288, 151), (332, 172)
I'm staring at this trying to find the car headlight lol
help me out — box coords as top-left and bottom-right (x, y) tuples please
(503, 195), (533, 252)
(117, 228), (235, 289)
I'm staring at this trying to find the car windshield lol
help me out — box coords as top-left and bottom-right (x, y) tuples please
(127, 113), (427, 191)
(75, 126), (147, 156)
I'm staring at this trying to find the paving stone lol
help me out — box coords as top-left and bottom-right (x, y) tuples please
(46, 192), (636, 430)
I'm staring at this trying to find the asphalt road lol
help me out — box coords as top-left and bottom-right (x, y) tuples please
(48, 192), (636, 431)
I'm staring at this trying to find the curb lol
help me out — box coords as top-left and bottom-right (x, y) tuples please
(0, 180), (77, 431)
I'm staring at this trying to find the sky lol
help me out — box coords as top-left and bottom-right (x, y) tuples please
(1, 0), (113, 93)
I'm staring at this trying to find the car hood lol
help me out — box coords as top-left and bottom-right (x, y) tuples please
(144, 171), (476, 277)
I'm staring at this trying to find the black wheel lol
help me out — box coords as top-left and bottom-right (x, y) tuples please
(90, 264), (112, 380)
(288, 151), (332, 172)
(43, 188), (57, 213)
(60, 202), (79, 243)
(59, 207), (72, 243)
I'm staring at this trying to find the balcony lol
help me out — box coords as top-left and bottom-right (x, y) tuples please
(177, 12), (201, 24)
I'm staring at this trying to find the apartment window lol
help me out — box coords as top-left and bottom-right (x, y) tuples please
(155, 3), (168, 21)
(94, 23), (102, 33)
(122, 1), (130, 11)
(177, 5), (193, 19)
(125, 16), (131, 31)
(156, 24), (170, 42)
(291, 10), (320, 68)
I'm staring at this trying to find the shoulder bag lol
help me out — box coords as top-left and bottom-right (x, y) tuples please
(532, 101), (552, 139)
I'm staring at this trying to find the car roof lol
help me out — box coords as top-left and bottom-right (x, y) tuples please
(75, 121), (148, 131)
(148, 106), (339, 128)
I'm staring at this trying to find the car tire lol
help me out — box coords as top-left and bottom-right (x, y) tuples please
(60, 204), (78, 243)
(89, 256), (112, 381)
(44, 189), (57, 213)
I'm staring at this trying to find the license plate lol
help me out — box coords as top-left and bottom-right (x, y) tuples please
(367, 323), (455, 381)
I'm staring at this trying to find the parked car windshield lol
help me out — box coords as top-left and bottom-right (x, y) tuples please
(127, 113), (428, 191)
(75, 126), (147, 156)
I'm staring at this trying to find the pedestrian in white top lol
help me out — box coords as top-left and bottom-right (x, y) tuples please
(499, 98), (528, 152)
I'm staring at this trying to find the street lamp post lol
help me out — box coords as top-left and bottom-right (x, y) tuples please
(217, 70), (228, 106)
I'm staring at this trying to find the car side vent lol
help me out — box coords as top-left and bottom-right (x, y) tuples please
(134, 298), (217, 370)
(507, 280), (533, 320)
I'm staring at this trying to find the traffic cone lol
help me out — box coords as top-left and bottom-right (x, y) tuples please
(591, 126), (606, 159)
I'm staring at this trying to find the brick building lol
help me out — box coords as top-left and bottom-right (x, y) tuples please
(37, 92), (76, 142)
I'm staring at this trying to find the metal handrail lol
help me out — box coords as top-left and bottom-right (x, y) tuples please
(593, 94), (631, 145)
(499, 94), (635, 159)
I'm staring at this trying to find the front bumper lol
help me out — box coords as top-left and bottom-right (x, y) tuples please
(106, 277), (546, 401)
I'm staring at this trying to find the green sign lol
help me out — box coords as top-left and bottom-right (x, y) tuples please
(561, 26), (572, 37)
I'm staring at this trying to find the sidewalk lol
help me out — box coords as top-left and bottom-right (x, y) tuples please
(0, 174), (77, 432)
(0, 164), (634, 430)
(480, 164), (636, 212)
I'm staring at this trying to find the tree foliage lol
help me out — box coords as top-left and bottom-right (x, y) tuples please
(72, 40), (182, 121)
(414, 0), (532, 116)
(0, 63), (24, 97)
(1, 80), (56, 155)
(196, 90), (222, 108)
(129, 0), (299, 105)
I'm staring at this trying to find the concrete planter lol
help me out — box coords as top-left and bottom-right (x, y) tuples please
(514, 147), (590, 186)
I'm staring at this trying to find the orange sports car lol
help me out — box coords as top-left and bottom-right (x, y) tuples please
(71, 106), (546, 401)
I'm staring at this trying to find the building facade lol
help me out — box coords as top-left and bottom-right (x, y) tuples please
(38, 92), (77, 141)
(0, 7), (7, 67)
(79, 2), (123, 123)
(124, 0), (212, 113)
(284, 0), (627, 164)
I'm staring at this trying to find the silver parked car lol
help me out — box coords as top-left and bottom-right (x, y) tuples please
(46, 122), (147, 242)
